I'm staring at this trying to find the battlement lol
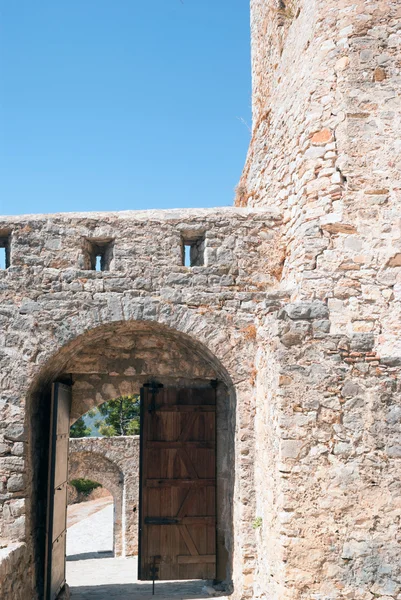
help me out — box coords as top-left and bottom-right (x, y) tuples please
(0, 207), (281, 278)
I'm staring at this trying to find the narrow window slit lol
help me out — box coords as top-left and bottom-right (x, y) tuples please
(0, 248), (6, 270)
(83, 238), (114, 271)
(184, 245), (192, 268)
(0, 232), (11, 269)
(181, 234), (205, 267)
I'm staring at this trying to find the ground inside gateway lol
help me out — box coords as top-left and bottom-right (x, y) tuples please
(66, 498), (228, 600)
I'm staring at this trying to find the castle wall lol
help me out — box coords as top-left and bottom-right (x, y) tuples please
(0, 2), (400, 598)
(0, 207), (281, 599)
(239, 1), (401, 598)
(0, 542), (33, 599)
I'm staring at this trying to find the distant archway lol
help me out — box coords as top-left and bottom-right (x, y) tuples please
(68, 451), (124, 556)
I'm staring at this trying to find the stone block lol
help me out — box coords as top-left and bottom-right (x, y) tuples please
(4, 424), (26, 443)
(279, 440), (304, 459)
(6, 475), (24, 493)
(341, 540), (370, 559)
(280, 331), (304, 347)
(312, 319), (331, 336)
(311, 129), (333, 146)
(341, 381), (361, 398)
(350, 333), (374, 352)
(284, 302), (329, 321)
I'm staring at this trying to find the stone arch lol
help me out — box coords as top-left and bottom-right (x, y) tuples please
(68, 450), (124, 557)
(25, 311), (256, 598)
(28, 306), (246, 393)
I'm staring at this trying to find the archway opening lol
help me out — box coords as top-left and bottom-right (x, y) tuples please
(27, 321), (235, 599)
(66, 480), (114, 561)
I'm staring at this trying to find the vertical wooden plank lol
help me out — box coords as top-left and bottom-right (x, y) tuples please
(44, 383), (71, 600)
(138, 386), (147, 579)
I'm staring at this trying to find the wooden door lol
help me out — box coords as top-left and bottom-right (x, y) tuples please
(139, 384), (216, 581)
(44, 383), (71, 600)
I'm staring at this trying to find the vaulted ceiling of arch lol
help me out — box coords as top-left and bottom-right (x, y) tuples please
(66, 330), (218, 421)
(66, 331), (215, 378)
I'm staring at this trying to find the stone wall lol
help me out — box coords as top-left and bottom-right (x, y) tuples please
(238, 1), (401, 599)
(0, 3), (400, 598)
(240, 0), (401, 324)
(0, 207), (281, 599)
(69, 436), (139, 557)
(0, 542), (33, 600)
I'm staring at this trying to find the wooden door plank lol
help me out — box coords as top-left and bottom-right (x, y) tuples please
(177, 449), (199, 479)
(177, 555), (216, 564)
(144, 516), (216, 526)
(146, 478), (215, 488)
(178, 412), (198, 442)
(176, 488), (195, 518)
(45, 383), (71, 600)
(181, 516), (216, 526)
(146, 441), (215, 449)
(139, 385), (216, 582)
(178, 525), (199, 556)
(167, 449), (177, 480)
(155, 405), (216, 412)
(139, 387), (149, 579)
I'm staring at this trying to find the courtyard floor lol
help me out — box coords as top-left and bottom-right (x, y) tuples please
(66, 500), (227, 600)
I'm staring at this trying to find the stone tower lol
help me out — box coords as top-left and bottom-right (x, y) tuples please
(237, 1), (401, 598)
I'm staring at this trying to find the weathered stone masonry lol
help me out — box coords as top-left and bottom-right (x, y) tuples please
(237, 1), (401, 599)
(1, 1), (401, 599)
(0, 207), (284, 599)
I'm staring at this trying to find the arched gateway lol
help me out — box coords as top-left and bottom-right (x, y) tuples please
(32, 318), (243, 598)
(31, 321), (238, 599)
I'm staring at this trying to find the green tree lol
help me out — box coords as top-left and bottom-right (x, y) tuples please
(95, 394), (140, 437)
(70, 416), (91, 438)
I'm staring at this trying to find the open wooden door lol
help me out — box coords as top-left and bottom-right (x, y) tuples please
(44, 383), (71, 600)
(139, 384), (216, 581)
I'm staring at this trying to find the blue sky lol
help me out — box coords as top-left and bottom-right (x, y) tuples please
(0, 0), (251, 215)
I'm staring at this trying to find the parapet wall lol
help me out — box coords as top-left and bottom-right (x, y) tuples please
(0, 207), (282, 284)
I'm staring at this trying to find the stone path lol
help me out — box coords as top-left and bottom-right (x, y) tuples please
(66, 502), (228, 600)
(67, 497), (113, 528)
(67, 502), (114, 559)
(67, 556), (223, 599)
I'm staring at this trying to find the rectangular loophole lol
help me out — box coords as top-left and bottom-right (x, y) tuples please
(184, 245), (191, 267)
(0, 232), (11, 269)
(83, 238), (114, 271)
(181, 234), (205, 267)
